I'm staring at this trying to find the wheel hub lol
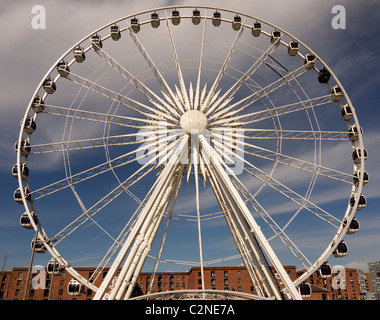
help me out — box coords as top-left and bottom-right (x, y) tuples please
(180, 110), (207, 135)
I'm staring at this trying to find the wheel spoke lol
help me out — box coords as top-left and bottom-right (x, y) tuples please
(205, 41), (279, 118)
(210, 94), (333, 126)
(207, 64), (309, 122)
(94, 46), (181, 118)
(126, 18), (184, 115)
(31, 131), (181, 200)
(64, 70), (178, 124)
(201, 17), (246, 113)
(53, 136), (183, 244)
(211, 130), (353, 184)
(212, 137), (342, 228)
(30, 133), (141, 154)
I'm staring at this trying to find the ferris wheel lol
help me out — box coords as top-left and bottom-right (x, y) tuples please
(14, 6), (368, 300)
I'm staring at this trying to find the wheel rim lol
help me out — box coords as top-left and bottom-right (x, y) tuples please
(15, 5), (367, 300)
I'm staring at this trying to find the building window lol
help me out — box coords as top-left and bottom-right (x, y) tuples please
(16, 280), (22, 287)
(224, 271), (228, 277)
(15, 289), (20, 296)
(237, 271), (241, 276)
(224, 279), (229, 285)
(211, 271), (215, 277)
(211, 279), (216, 286)
(237, 278), (241, 284)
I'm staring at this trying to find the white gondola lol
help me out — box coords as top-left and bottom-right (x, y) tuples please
(23, 117), (37, 134)
(319, 263), (332, 279)
(350, 193), (367, 210)
(130, 18), (140, 33)
(151, 13), (160, 28)
(347, 218), (360, 234)
(47, 259), (63, 275)
(73, 47), (86, 63)
(68, 279), (82, 296)
(298, 283), (311, 298)
(352, 147), (368, 164)
(91, 34), (103, 51)
(333, 240), (348, 258)
(12, 163), (29, 180)
(270, 31), (281, 46)
(14, 139), (31, 156)
(331, 85), (343, 102)
(192, 9), (201, 25)
(252, 22), (261, 37)
(43, 77), (56, 94)
(31, 96), (45, 113)
(20, 212), (38, 229)
(110, 25), (121, 40)
(340, 104), (353, 121)
(172, 10), (180, 25)
(57, 61), (70, 77)
(14, 187), (31, 204)
(353, 170), (369, 187)
(212, 11), (221, 27)
(348, 125), (363, 141)
(318, 67), (331, 83)
(31, 239), (47, 253)
(304, 54), (316, 70)
(232, 15), (242, 31)
(288, 41), (299, 56)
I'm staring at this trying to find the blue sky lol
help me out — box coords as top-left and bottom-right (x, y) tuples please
(0, 0), (379, 277)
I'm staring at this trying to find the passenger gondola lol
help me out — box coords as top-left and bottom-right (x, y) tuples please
(43, 77), (56, 94)
(20, 212), (38, 229)
(68, 279), (82, 296)
(57, 60), (70, 77)
(350, 193), (367, 210)
(333, 240), (348, 258)
(73, 47), (86, 63)
(151, 13), (160, 28)
(130, 18), (140, 33)
(353, 170), (369, 187)
(110, 25), (121, 40)
(23, 117), (37, 134)
(91, 34), (103, 51)
(252, 22), (261, 37)
(288, 41), (299, 56)
(31, 96), (45, 113)
(304, 54), (316, 70)
(14, 139), (31, 156)
(340, 104), (353, 121)
(232, 15), (242, 31)
(270, 31), (281, 46)
(12, 163), (29, 180)
(318, 67), (331, 83)
(172, 10), (180, 25)
(192, 10), (201, 25)
(212, 11), (221, 27)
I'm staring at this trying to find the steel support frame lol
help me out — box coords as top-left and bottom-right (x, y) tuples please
(93, 137), (188, 300)
(200, 135), (302, 300)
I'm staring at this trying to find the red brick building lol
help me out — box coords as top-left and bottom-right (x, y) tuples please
(0, 265), (363, 300)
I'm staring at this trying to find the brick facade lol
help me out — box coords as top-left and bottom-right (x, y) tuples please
(0, 265), (364, 300)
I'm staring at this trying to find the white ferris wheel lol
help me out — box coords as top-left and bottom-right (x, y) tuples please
(14, 6), (368, 300)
